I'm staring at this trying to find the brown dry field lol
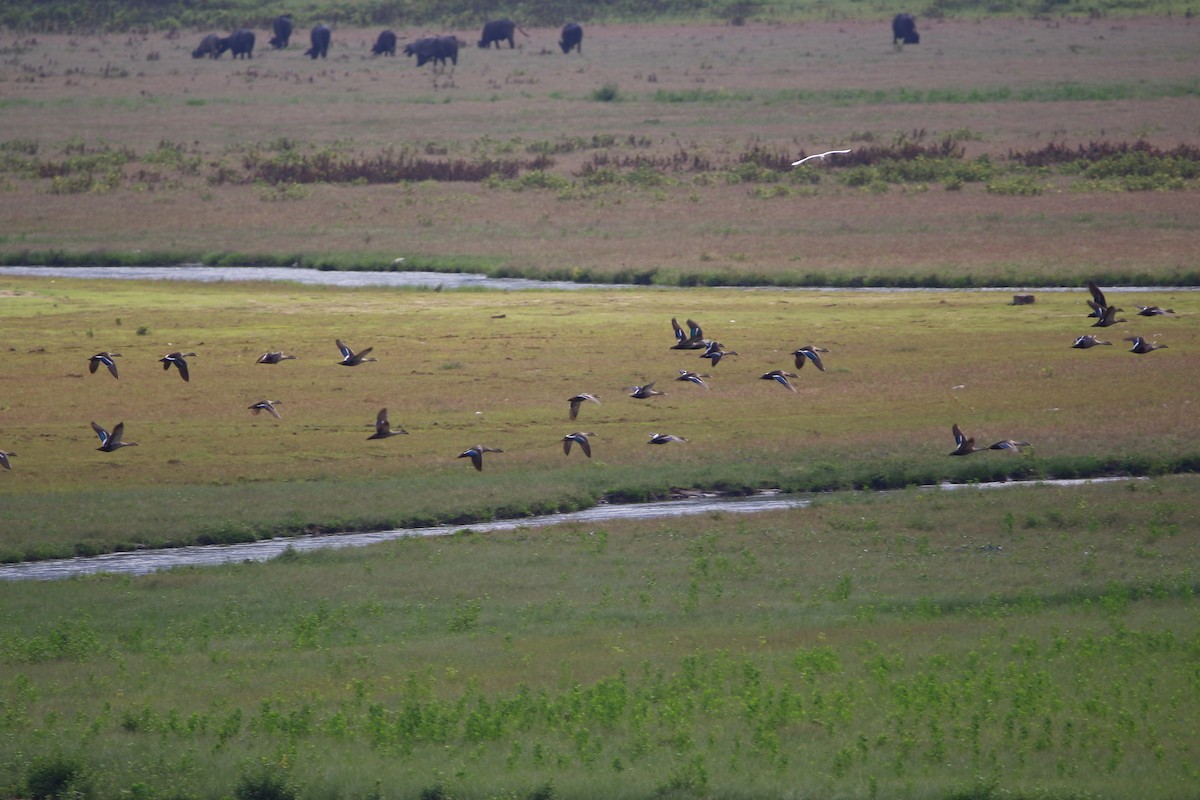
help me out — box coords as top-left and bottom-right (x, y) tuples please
(1, 17), (1199, 279)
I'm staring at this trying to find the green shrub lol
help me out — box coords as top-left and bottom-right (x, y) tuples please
(591, 83), (620, 102)
(986, 176), (1045, 195)
(27, 755), (89, 800)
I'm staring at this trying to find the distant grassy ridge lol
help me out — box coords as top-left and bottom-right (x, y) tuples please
(4, 0), (1195, 32)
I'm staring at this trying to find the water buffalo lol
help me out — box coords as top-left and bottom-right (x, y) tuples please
(371, 29), (397, 56)
(478, 18), (524, 49)
(269, 15), (293, 49)
(892, 13), (919, 47)
(305, 24), (332, 59)
(404, 36), (458, 69)
(559, 22), (582, 54)
(192, 34), (221, 59)
(217, 29), (255, 59)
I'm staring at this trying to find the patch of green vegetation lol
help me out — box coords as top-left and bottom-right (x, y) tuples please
(0, 477), (1197, 798)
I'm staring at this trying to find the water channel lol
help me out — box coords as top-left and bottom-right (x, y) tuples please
(0, 478), (1140, 581)
(2, 265), (1196, 294)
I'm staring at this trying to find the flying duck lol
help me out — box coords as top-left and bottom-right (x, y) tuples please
(0, 450), (14, 470)
(988, 439), (1031, 452)
(88, 352), (122, 379)
(648, 433), (688, 445)
(1091, 304), (1127, 328)
(760, 370), (799, 392)
(159, 351), (196, 382)
(336, 339), (377, 366)
(676, 370), (711, 389)
(91, 421), (139, 452)
(562, 432), (594, 457)
(670, 318), (707, 350)
(248, 400), (283, 419)
(948, 423), (986, 456)
(568, 393), (601, 420)
(699, 340), (737, 366)
(1125, 336), (1168, 354)
(1136, 306), (1175, 316)
(256, 351), (298, 364)
(1071, 334), (1112, 349)
(629, 382), (665, 399)
(458, 444), (503, 471)
(792, 345), (828, 372)
(367, 408), (408, 439)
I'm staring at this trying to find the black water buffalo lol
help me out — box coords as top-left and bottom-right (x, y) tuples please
(559, 22), (582, 54)
(404, 36), (458, 69)
(892, 13), (919, 47)
(217, 29), (255, 59)
(305, 24), (332, 58)
(478, 18), (523, 49)
(371, 29), (397, 56)
(269, 14), (293, 49)
(192, 34), (222, 59)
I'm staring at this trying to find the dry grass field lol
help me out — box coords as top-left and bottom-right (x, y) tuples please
(1, 17), (1198, 281)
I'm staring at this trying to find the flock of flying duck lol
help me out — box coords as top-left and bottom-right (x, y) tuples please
(950, 281), (1177, 457)
(0, 317), (835, 473)
(0, 281), (1178, 473)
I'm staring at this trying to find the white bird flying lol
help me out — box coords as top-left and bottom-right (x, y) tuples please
(791, 149), (851, 167)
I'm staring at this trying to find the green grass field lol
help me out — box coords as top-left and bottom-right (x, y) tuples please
(2, 4), (1199, 798)
(1, 477), (1198, 799)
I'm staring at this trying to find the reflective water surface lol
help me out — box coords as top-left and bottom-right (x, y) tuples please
(0, 477), (1140, 581)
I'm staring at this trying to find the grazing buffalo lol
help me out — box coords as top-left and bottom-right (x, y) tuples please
(478, 18), (524, 49)
(559, 22), (583, 54)
(305, 24), (332, 58)
(404, 36), (458, 69)
(892, 13), (919, 47)
(371, 29), (397, 56)
(192, 33), (222, 59)
(217, 29), (255, 59)
(269, 14), (293, 49)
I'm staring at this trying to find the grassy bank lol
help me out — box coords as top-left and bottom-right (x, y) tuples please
(1, 477), (1197, 799)
(1, 277), (1196, 562)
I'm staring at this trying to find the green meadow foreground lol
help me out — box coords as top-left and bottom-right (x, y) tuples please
(1, 477), (1197, 799)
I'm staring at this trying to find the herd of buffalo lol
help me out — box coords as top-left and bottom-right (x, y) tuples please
(190, 14), (589, 66)
(192, 13), (917, 66)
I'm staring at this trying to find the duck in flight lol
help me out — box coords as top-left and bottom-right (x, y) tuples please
(1125, 336), (1168, 354)
(367, 408), (408, 439)
(629, 382), (666, 399)
(91, 421), (139, 452)
(336, 339), (376, 366)
(562, 432), (594, 457)
(159, 351), (196, 382)
(458, 444), (503, 471)
(0, 450), (14, 470)
(792, 345), (828, 372)
(670, 318), (708, 350)
(88, 352), (122, 379)
(1071, 334), (1112, 349)
(648, 433), (687, 445)
(760, 370), (799, 392)
(257, 351), (298, 364)
(568, 393), (601, 420)
(248, 400), (283, 419)
(676, 370), (711, 389)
